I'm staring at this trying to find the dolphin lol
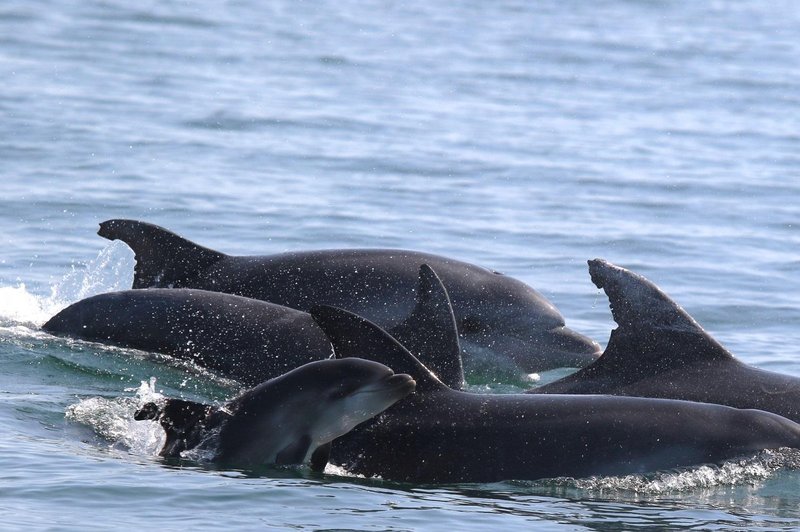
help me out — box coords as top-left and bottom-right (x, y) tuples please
(529, 259), (800, 422)
(42, 265), (465, 389)
(134, 358), (415, 470)
(309, 305), (800, 483)
(96, 219), (601, 377)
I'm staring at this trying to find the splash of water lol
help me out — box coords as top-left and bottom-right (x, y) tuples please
(48, 240), (135, 308)
(534, 448), (800, 494)
(0, 241), (134, 329)
(323, 463), (367, 478)
(69, 379), (226, 464)
(66, 377), (166, 455)
(0, 284), (54, 328)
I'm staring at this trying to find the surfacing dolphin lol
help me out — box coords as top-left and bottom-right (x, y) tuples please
(529, 259), (800, 422)
(310, 305), (800, 483)
(96, 219), (601, 378)
(42, 265), (464, 389)
(134, 358), (415, 470)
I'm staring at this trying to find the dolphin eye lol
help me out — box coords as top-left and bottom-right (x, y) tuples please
(460, 316), (485, 334)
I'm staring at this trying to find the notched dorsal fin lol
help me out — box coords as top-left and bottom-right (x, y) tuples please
(98, 219), (226, 288)
(388, 264), (464, 389)
(589, 258), (701, 332)
(310, 305), (448, 393)
(588, 258), (735, 367)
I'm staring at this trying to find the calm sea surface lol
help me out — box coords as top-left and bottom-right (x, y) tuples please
(2, 1), (800, 530)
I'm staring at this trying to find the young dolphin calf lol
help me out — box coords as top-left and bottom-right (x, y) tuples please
(529, 259), (800, 422)
(97, 219), (600, 376)
(134, 358), (416, 470)
(43, 265), (464, 389)
(310, 305), (800, 484)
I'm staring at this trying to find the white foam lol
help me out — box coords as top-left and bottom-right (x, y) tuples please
(0, 284), (54, 327)
(323, 463), (369, 479)
(541, 448), (800, 494)
(66, 377), (166, 455)
(0, 241), (134, 330)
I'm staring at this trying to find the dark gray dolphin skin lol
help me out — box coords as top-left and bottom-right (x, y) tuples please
(310, 305), (800, 483)
(529, 259), (800, 422)
(96, 219), (601, 376)
(134, 358), (416, 470)
(42, 265), (465, 389)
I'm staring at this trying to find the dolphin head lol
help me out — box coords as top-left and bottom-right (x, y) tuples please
(448, 269), (602, 374)
(214, 358), (415, 468)
(135, 358), (414, 470)
(277, 357), (417, 444)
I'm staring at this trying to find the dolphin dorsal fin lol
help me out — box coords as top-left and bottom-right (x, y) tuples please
(590, 259), (702, 333)
(98, 219), (226, 288)
(588, 259), (735, 370)
(388, 264), (464, 389)
(310, 305), (448, 393)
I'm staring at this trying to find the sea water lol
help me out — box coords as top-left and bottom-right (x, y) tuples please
(1, 1), (799, 529)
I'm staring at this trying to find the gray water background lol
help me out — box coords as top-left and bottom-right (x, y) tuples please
(1, 1), (800, 529)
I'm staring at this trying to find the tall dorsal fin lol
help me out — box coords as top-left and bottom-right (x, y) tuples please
(310, 305), (448, 393)
(388, 264), (464, 389)
(98, 219), (226, 288)
(589, 258), (735, 369)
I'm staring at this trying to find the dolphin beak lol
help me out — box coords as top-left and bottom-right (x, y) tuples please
(543, 326), (603, 367)
(385, 373), (416, 395)
(379, 373), (417, 397)
(461, 326), (602, 374)
(354, 373), (416, 398)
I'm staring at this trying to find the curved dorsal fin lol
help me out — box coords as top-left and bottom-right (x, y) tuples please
(310, 305), (447, 393)
(98, 219), (226, 288)
(388, 264), (464, 389)
(589, 258), (735, 371)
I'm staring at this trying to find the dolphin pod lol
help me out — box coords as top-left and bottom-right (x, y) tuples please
(309, 305), (800, 483)
(43, 265), (465, 389)
(134, 358), (415, 470)
(47, 221), (800, 483)
(529, 259), (800, 422)
(96, 219), (601, 376)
